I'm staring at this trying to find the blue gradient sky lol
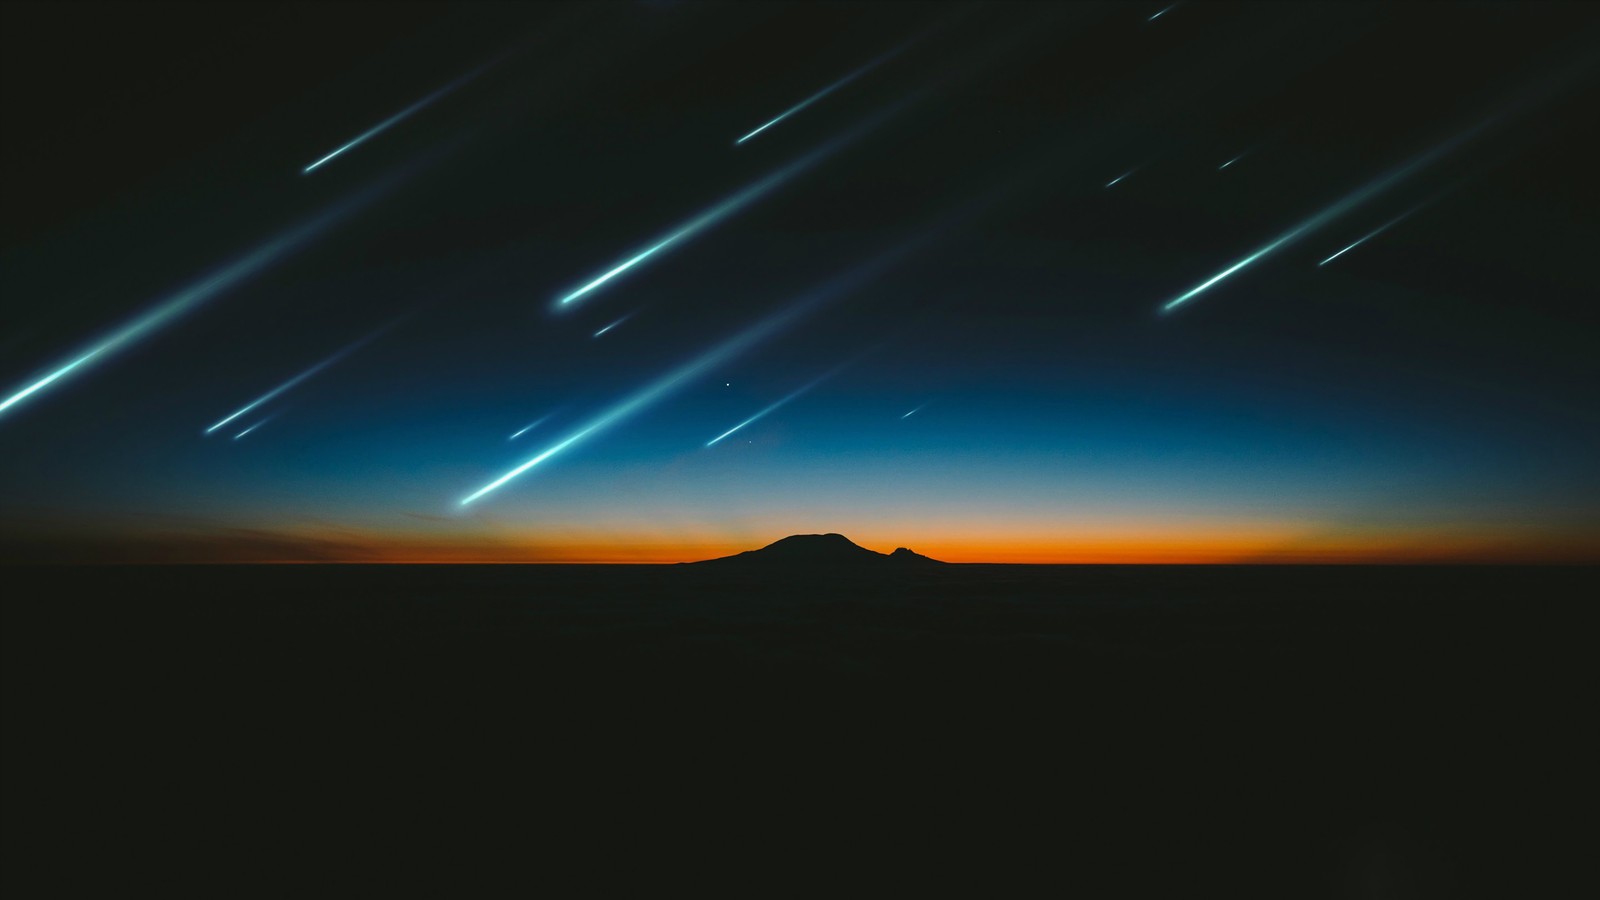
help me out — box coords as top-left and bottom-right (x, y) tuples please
(2, 1), (1596, 562)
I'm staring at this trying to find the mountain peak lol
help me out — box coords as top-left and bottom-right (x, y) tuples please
(686, 534), (945, 566)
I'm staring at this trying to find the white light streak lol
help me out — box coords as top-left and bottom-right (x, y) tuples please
(509, 415), (551, 441)
(593, 315), (631, 338)
(204, 326), (388, 435)
(233, 416), (273, 440)
(1318, 205), (1424, 267)
(466, 243), (922, 506)
(1, 183), (393, 424)
(705, 370), (837, 446)
(554, 117), (885, 311)
(735, 52), (892, 145)
(1161, 123), (1485, 313)
(303, 66), (484, 174)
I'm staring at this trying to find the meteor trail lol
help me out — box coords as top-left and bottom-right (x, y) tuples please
(466, 240), (923, 506)
(463, 305), (811, 505)
(303, 66), (483, 174)
(734, 50), (894, 146)
(593, 315), (630, 338)
(1318, 205), (1424, 267)
(0, 180), (396, 424)
(1160, 121), (1488, 313)
(901, 404), (927, 419)
(1219, 154), (1244, 170)
(1105, 171), (1133, 188)
(509, 415), (550, 441)
(204, 326), (390, 435)
(554, 114), (889, 311)
(705, 370), (838, 447)
(1149, 3), (1180, 21)
(233, 417), (273, 440)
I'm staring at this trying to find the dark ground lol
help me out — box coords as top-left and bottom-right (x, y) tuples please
(2, 564), (1594, 896)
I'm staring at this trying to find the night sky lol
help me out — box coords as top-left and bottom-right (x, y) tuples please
(2, 1), (1597, 563)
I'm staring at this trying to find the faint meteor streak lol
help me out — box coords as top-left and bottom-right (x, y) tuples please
(901, 404), (927, 419)
(233, 416), (273, 440)
(0, 180), (396, 423)
(1219, 154), (1244, 170)
(1318, 204), (1424, 267)
(303, 66), (484, 174)
(735, 50), (894, 146)
(593, 315), (631, 338)
(554, 113), (891, 310)
(466, 242), (922, 506)
(509, 415), (551, 441)
(204, 326), (390, 435)
(1160, 121), (1488, 313)
(1149, 3), (1180, 21)
(1105, 170), (1134, 188)
(705, 370), (838, 446)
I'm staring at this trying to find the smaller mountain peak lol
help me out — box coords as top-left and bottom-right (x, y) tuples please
(889, 547), (944, 564)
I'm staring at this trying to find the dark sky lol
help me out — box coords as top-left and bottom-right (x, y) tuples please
(2, 1), (1597, 562)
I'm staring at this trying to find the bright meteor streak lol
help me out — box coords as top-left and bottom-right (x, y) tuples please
(463, 305), (811, 505)
(554, 115), (887, 311)
(466, 241), (922, 506)
(1149, 3), (1180, 22)
(1105, 170), (1134, 188)
(509, 415), (551, 441)
(303, 67), (483, 174)
(734, 52), (890, 146)
(0, 181), (395, 424)
(1161, 122), (1486, 313)
(1318, 205), (1423, 267)
(1219, 154), (1244, 170)
(204, 326), (389, 435)
(705, 371), (837, 447)
(901, 404), (927, 419)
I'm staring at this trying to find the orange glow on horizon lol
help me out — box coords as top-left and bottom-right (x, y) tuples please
(7, 518), (1593, 565)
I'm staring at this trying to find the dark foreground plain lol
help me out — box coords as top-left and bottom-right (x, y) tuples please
(3, 564), (1594, 897)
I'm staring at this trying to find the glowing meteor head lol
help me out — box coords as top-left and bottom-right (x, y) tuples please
(553, 116), (887, 312)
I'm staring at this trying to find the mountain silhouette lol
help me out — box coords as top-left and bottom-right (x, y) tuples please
(686, 533), (944, 566)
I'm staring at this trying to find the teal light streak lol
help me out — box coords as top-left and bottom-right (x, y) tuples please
(705, 371), (835, 447)
(734, 56), (884, 146)
(1161, 124), (1483, 313)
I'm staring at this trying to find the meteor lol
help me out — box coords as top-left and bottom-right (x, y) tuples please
(462, 305), (810, 505)
(1105, 170), (1134, 188)
(1318, 205), (1424, 267)
(734, 51), (893, 146)
(509, 415), (551, 441)
(592, 315), (630, 339)
(1149, 3), (1180, 22)
(1219, 154), (1245, 170)
(303, 66), (483, 174)
(901, 404), (927, 419)
(0, 180), (395, 424)
(204, 325), (389, 435)
(466, 241), (921, 506)
(554, 114), (888, 311)
(705, 370), (838, 447)
(1160, 121), (1486, 313)
(232, 416), (273, 441)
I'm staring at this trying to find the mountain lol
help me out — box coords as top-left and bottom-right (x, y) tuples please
(685, 533), (944, 566)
